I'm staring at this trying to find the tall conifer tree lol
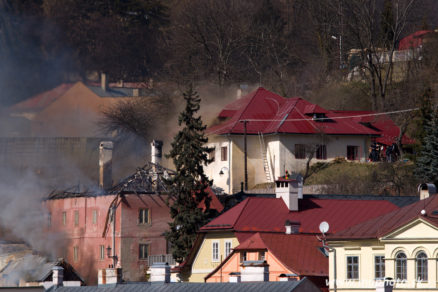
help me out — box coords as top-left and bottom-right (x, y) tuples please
(415, 106), (438, 185)
(165, 86), (214, 263)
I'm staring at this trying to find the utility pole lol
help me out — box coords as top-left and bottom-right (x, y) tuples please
(242, 120), (248, 191)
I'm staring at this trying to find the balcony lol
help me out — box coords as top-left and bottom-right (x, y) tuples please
(147, 254), (176, 266)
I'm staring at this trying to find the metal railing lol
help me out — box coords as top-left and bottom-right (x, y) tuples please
(147, 254), (176, 266)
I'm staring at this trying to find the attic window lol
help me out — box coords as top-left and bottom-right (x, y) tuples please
(312, 113), (327, 122)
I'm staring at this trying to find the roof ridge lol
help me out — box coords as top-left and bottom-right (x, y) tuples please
(232, 198), (252, 228)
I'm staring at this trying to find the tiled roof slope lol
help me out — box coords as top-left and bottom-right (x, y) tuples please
(333, 110), (415, 146)
(207, 87), (380, 136)
(329, 195), (438, 240)
(235, 233), (327, 276)
(201, 197), (399, 234)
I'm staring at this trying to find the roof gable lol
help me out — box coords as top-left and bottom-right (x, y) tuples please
(381, 217), (438, 240)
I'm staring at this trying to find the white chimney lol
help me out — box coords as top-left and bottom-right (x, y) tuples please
(229, 272), (241, 283)
(99, 141), (113, 190)
(151, 140), (163, 165)
(101, 73), (109, 91)
(275, 178), (301, 211)
(150, 262), (170, 283)
(52, 266), (64, 287)
(240, 261), (269, 282)
(98, 268), (122, 285)
(133, 88), (140, 97)
(419, 183), (436, 200)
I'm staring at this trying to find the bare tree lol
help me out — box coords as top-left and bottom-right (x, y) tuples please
(344, 0), (416, 111)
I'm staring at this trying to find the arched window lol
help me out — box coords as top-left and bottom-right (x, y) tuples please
(416, 252), (428, 282)
(395, 252), (407, 280)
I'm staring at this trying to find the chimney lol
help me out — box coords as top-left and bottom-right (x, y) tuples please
(151, 140), (163, 165)
(419, 183), (436, 200)
(285, 220), (301, 234)
(52, 266), (64, 287)
(229, 272), (241, 283)
(240, 260), (269, 282)
(101, 73), (109, 91)
(98, 268), (123, 285)
(275, 178), (301, 211)
(99, 141), (113, 190)
(133, 88), (140, 97)
(278, 273), (298, 281)
(150, 262), (170, 283)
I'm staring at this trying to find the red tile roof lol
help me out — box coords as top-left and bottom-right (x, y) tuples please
(233, 233), (327, 276)
(398, 30), (433, 50)
(329, 195), (438, 240)
(333, 110), (415, 146)
(207, 88), (380, 136)
(201, 197), (399, 234)
(11, 83), (73, 112)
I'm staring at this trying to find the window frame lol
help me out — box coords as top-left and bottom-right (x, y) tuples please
(221, 146), (228, 161)
(346, 255), (359, 280)
(139, 243), (149, 260)
(240, 251), (247, 263)
(73, 246), (79, 262)
(212, 241), (220, 262)
(62, 211), (67, 226)
(416, 251), (428, 282)
(74, 210), (79, 226)
(224, 240), (232, 258)
(316, 144), (327, 160)
(374, 255), (385, 280)
(294, 144), (306, 159)
(395, 252), (407, 281)
(347, 145), (359, 161)
(92, 210), (98, 225)
(99, 245), (105, 260)
(138, 208), (150, 225)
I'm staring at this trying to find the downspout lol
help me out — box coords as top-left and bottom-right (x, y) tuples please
(112, 205), (117, 268)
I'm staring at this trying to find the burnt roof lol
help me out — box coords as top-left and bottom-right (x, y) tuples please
(46, 162), (175, 200)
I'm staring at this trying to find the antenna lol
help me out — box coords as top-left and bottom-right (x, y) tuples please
(319, 221), (330, 235)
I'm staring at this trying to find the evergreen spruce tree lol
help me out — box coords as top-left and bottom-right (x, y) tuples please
(165, 86), (214, 263)
(415, 107), (438, 185)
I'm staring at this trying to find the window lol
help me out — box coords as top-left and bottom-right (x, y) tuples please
(416, 252), (428, 282)
(347, 146), (359, 161)
(48, 213), (51, 228)
(99, 245), (105, 260)
(139, 244), (149, 260)
(395, 252), (407, 280)
(62, 212), (67, 226)
(346, 256), (359, 279)
(225, 241), (232, 257)
(240, 251), (247, 263)
(316, 145), (327, 160)
(295, 144), (306, 159)
(74, 210), (79, 226)
(209, 147), (216, 161)
(138, 209), (150, 224)
(212, 241), (219, 262)
(259, 251), (266, 261)
(92, 210), (98, 225)
(375, 256), (385, 280)
(221, 146), (227, 161)
(73, 246), (79, 262)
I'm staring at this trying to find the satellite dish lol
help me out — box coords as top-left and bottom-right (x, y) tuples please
(319, 221), (329, 234)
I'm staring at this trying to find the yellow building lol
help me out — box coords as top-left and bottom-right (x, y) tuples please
(327, 190), (438, 291)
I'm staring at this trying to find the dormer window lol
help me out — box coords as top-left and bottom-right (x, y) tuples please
(312, 113), (328, 122)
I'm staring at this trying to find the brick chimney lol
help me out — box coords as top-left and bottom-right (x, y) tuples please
(150, 262), (170, 283)
(151, 140), (163, 165)
(99, 141), (113, 190)
(240, 261), (269, 282)
(275, 178), (302, 211)
(52, 266), (64, 287)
